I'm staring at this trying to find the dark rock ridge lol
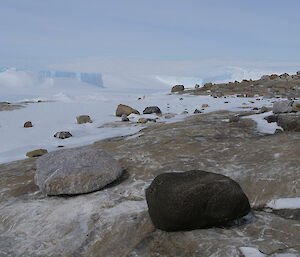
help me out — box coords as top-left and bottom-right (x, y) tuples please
(35, 148), (122, 195)
(146, 170), (250, 231)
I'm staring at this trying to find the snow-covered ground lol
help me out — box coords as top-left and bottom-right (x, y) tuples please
(0, 68), (282, 164)
(266, 197), (300, 210)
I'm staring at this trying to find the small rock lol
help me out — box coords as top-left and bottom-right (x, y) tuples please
(26, 149), (48, 158)
(202, 104), (209, 108)
(193, 109), (202, 114)
(273, 100), (293, 114)
(54, 131), (73, 139)
(264, 115), (278, 123)
(76, 115), (92, 124)
(292, 101), (300, 112)
(116, 104), (140, 117)
(181, 111), (189, 114)
(145, 170), (251, 231)
(259, 106), (268, 113)
(164, 113), (176, 119)
(143, 106), (161, 114)
(179, 98), (183, 100)
(171, 85), (184, 92)
(224, 101), (229, 104)
(24, 121), (33, 128)
(121, 114), (129, 122)
(195, 84), (200, 89)
(229, 116), (239, 122)
(137, 118), (148, 124)
(275, 129), (283, 134)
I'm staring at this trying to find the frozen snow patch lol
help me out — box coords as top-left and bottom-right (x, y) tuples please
(266, 197), (300, 210)
(239, 247), (266, 257)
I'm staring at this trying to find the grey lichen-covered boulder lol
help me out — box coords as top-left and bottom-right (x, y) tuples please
(273, 100), (293, 114)
(35, 148), (122, 196)
(146, 170), (250, 231)
(276, 113), (300, 132)
(76, 115), (92, 124)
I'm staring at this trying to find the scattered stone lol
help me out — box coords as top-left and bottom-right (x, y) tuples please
(145, 170), (251, 231)
(171, 85), (184, 92)
(54, 131), (73, 139)
(211, 92), (223, 98)
(275, 129), (283, 134)
(181, 111), (189, 114)
(116, 104), (140, 117)
(76, 115), (92, 124)
(57, 145), (64, 148)
(292, 101), (300, 112)
(146, 118), (157, 123)
(195, 84), (200, 89)
(164, 113), (176, 119)
(264, 115), (278, 123)
(137, 118), (148, 124)
(143, 106), (162, 114)
(24, 121), (33, 128)
(276, 113), (300, 132)
(246, 93), (255, 97)
(259, 106), (268, 113)
(224, 101), (229, 104)
(269, 74), (279, 80)
(252, 107), (259, 111)
(193, 109), (202, 114)
(273, 100), (293, 114)
(26, 149), (48, 158)
(202, 104), (209, 108)
(179, 98), (183, 100)
(35, 148), (122, 196)
(121, 114), (129, 122)
(229, 116), (240, 122)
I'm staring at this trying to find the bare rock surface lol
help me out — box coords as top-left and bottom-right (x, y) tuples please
(116, 104), (140, 117)
(76, 115), (92, 124)
(54, 131), (72, 139)
(0, 111), (299, 256)
(273, 100), (293, 114)
(35, 148), (123, 195)
(26, 149), (48, 158)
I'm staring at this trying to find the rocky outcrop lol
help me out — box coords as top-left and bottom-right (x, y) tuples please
(146, 170), (250, 231)
(143, 106), (161, 114)
(76, 115), (92, 124)
(54, 131), (72, 139)
(35, 148), (122, 195)
(24, 121), (33, 128)
(116, 104), (140, 117)
(26, 149), (48, 158)
(171, 85), (184, 92)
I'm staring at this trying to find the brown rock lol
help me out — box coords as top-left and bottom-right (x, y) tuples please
(137, 118), (148, 124)
(76, 115), (92, 124)
(26, 149), (48, 158)
(24, 121), (33, 128)
(116, 104), (140, 117)
(171, 85), (184, 92)
(194, 109), (202, 114)
(202, 104), (209, 108)
(54, 131), (73, 139)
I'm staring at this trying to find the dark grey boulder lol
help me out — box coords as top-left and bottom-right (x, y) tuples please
(276, 113), (300, 132)
(264, 115), (278, 123)
(145, 170), (250, 231)
(143, 106), (162, 114)
(171, 85), (184, 92)
(54, 131), (72, 139)
(35, 148), (122, 196)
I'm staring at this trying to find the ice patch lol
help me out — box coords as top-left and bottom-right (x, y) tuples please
(266, 197), (300, 210)
(239, 247), (266, 257)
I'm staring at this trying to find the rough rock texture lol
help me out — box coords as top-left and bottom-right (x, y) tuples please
(277, 113), (300, 132)
(138, 118), (148, 124)
(54, 131), (72, 139)
(146, 170), (250, 231)
(76, 115), (92, 124)
(116, 104), (140, 117)
(292, 100), (300, 112)
(273, 100), (293, 114)
(26, 149), (48, 158)
(24, 121), (33, 128)
(171, 85), (184, 92)
(35, 148), (122, 195)
(0, 111), (300, 256)
(143, 106), (161, 114)
(121, 114), (129, 122)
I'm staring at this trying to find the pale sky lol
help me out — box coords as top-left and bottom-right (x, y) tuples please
(1, 0), (300, 69)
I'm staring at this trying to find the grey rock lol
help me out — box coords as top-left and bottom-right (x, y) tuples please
(35, 148), (122, 195)
(273, 100), (293, 114)
(292, 101), (300, 112)
(146, 170), (250, 231)
(143, 106), (161, 114)
(171, 85), (184, 92)
(259, 106), (269, 113)
(121, 114), (129, 122)
(54, 131), (72, 139)
(229, 116), (240, 122)
(264, 115), (278, 123)
(276, 113), (300, 132)
(76, 115), (92, 124)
